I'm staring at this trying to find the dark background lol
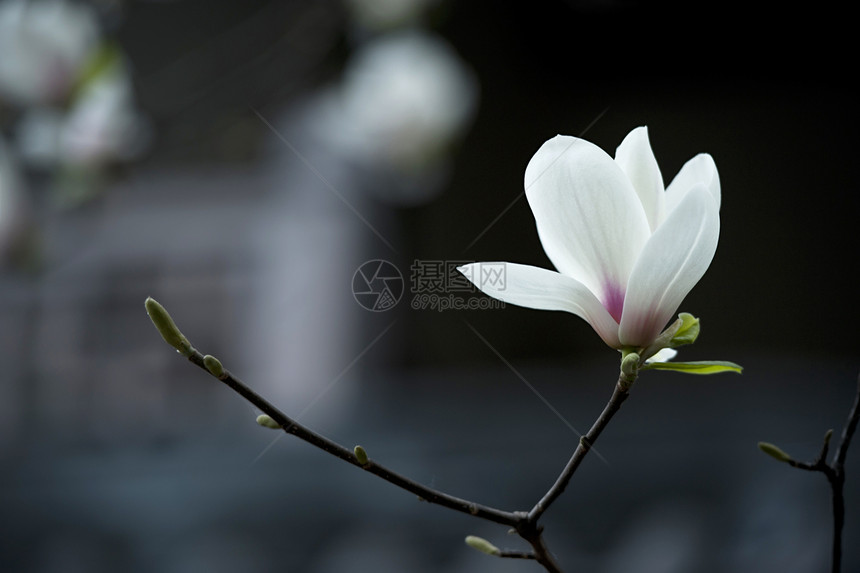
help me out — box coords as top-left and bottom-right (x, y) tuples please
(1, 1), (857, 572)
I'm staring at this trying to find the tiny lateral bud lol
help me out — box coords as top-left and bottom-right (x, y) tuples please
(824, 428), (834, 445)
(145, 297), (193, 356)
(354, 445), (369, 466)
(465, 535), (501, 556)
(758, 441), (792, 463)
(256, 414), (281, 430)
(203, 355), (224, 378)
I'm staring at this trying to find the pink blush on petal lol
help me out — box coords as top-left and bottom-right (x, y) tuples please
(601, 280), (626, 323)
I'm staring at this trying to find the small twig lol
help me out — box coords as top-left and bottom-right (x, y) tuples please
(499, 550), (538, 560)
(833, 373), (860, 470)
(827, 373), (860, 573)
(759, 371), (860, 573)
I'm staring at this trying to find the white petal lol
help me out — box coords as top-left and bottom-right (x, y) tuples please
(524, 135), (651, 312)
(458, 262), (621, 348)
(618, 185), (719, 347)
(646, 348), (678, 363)
(664, 153), (720, 217)
(614, 126), (665, 232)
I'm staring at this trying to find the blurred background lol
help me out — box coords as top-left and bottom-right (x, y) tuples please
(1, 0), (858, 572)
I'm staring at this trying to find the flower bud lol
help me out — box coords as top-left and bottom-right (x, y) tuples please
(758, 441), (792, 463)
(203, 355), (224, 378)
(354, 445), (369, 466)
(256, 414), (281, 430)
(145, 297), (193, 356)
(620, 351), (640, 382)
(464, 535), (500, 556)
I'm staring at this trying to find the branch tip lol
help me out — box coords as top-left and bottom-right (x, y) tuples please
(144, 297), (194, 356)
(256, 414), (281, 430)
(758, 441), (792, 463)
(465, 535), (501, 556)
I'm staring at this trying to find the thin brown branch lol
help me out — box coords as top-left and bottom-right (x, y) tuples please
(498, 550), (538, 560)
(519, 525), (563, 572)
(147, 297), (645, 573)
(185, 350), (521, 528)
(528, 376), (631, 522)
(833, 373), (860, 470)
(826, 373), (860, 573)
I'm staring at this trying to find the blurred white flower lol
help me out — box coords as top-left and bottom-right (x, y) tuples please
(15, 53), (150, 170)
(59, 58), (151, 167)
(316, 30), (478, 203)
(0, 0), (100, 107)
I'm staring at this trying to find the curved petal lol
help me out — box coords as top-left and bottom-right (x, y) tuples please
(664, 153), (720, 217)
(618, 185), (719, 347)
(458, 262), (621, 348)
(524, 135), (651, 305)
(646, 348), (678, 363)
(614, 126), (665, 232)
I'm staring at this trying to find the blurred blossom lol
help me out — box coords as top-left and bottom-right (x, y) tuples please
(315, 30), (478, 205)
(17, 59), (150, 170)
(0, 0), (100, 107)
(58, 56), (151, 167)
(344, 0), (441, 31)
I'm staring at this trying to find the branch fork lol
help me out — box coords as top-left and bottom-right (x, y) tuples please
(758, 373), (860, 573)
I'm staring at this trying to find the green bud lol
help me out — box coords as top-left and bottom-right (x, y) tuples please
(620, 351), (640, 381)
(758, 441), (792, 463)
(145, 297), (193, 356)
(670, 313), (700, 347)
(203, 355), (225, 378)
(256, 414), (281, 430)
(464, 535), (501, 556)
(354, 445), (369, 466)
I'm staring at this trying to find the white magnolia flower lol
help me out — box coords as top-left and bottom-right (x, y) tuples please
(460, 127), (720, 351)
